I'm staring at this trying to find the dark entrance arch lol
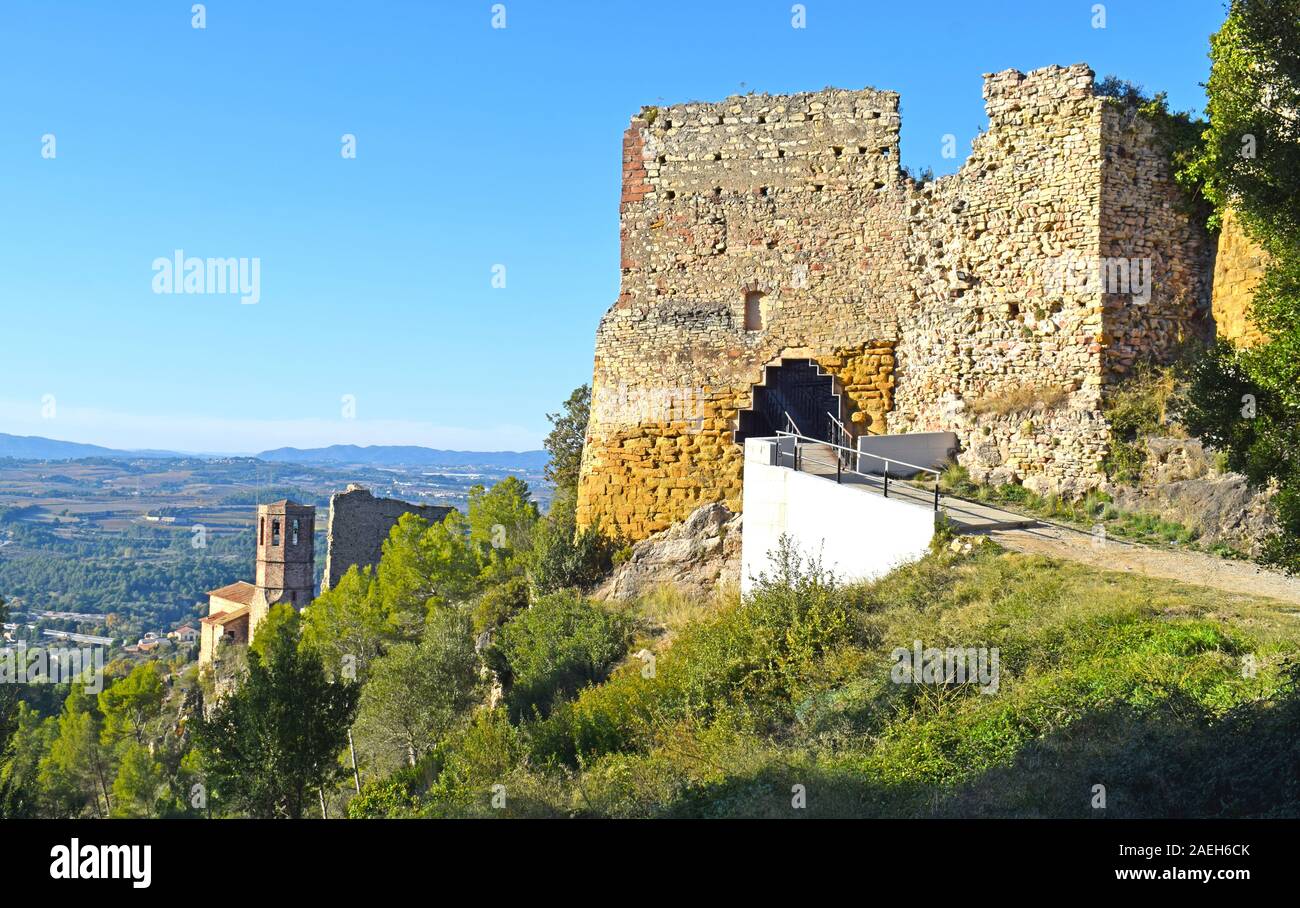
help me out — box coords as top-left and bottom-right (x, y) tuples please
(735, 358), (843, 444)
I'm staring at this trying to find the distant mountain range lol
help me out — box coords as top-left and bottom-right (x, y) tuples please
(0, 433), (548, 469)
(0, 433), (179, 460)
(256, 445), (549, 469)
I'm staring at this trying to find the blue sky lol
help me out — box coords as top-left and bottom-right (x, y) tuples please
(0, 0), (1228, 454)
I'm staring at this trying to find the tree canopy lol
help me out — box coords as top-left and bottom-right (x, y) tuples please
(193, 614), (359, 819)
(543, 384), (590, 496)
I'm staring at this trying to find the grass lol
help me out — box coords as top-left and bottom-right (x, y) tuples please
(354, 543), (1300, 819)
(1101, 362), (1186, 482)
(625, 582), (738, 641)
(965, 384), (1070, 417)
(931, 463), (1238, 552)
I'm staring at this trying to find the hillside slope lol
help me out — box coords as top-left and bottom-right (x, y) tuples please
(0, 433), (177, 460)
(353, 542), (1300, 818)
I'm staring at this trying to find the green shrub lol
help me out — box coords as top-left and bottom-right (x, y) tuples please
(939, 462), (977, 496)
(346, 762), (431, 819)
(530, 537), (853, 766)
(992, 483), (1029, 504)
(1179, 341), (1300, 573)
(528, 495), (622, 596)
(1102, 363), (1182, 482)
(492, 592), (632, 721)
(471, 576), (530, 634)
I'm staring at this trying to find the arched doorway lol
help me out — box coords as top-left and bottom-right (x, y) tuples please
(735, 358), (844, 444)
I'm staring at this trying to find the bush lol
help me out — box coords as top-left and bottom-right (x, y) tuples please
(472, 576), (530, 635)
(492, 592), (632, 721)
(420, 708), (562, 817)
(530, 537), (853, 767)
(528, 495), (621, 596)
(349, 708), (539, 818)
(346, 763), (428, 819)
(1102, 363), (1181, 482)
(1179, 341), (1300, 572)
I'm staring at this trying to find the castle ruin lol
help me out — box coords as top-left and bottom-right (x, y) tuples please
(576, 63), (1217, 542)
(323, 485), (455, 589)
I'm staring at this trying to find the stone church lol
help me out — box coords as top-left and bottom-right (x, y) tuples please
(199, 500), (315, 665)
(199, 487), (454, 665)
(576, 63), (1265, 543)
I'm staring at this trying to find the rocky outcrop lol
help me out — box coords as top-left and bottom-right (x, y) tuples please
(595, 502), (741, 601)
(1111, 437), (1276, 556)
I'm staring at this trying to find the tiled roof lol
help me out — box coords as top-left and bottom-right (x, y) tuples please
(200, 605), (250, 626)
(206, 581), (257, 606)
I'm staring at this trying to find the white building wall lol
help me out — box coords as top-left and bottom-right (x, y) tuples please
(741, 439), (935, 594)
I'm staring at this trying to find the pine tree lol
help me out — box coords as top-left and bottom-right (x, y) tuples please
(193, 612), (359, 818)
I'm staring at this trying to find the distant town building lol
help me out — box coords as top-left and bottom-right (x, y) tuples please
(40, 629), (114, 646)
(169, 625), (198, 645)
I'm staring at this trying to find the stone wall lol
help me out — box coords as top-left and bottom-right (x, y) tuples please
(1099, 102), (1214, 379)
(1211, 209), (1270, 346)
(323, 485), (455, 589)
(578, 63), (1215, 541)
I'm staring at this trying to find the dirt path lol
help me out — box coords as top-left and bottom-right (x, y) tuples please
(988, 522), (1300, 607)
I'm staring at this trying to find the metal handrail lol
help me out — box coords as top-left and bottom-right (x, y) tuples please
(825, 412), (853, 468)
(782, 410), (802, 436)
(774, 430), (941, 479)
(773, 430), (942, 510)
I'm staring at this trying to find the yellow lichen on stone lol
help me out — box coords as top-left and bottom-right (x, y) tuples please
(1211, 209), (1269, 347)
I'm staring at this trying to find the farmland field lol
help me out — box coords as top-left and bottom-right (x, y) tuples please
(0, 455), (548, 648)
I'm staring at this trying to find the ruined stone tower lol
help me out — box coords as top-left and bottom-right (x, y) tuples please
(576, 63), (1215, 542)
(323, 485), (454, 589)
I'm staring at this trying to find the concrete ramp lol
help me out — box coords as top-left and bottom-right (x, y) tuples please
(741, 437), (1039, 591)
(742, 439), (935, 592)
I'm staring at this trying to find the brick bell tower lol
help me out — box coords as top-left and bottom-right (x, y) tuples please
(251, 500), (316, 633)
